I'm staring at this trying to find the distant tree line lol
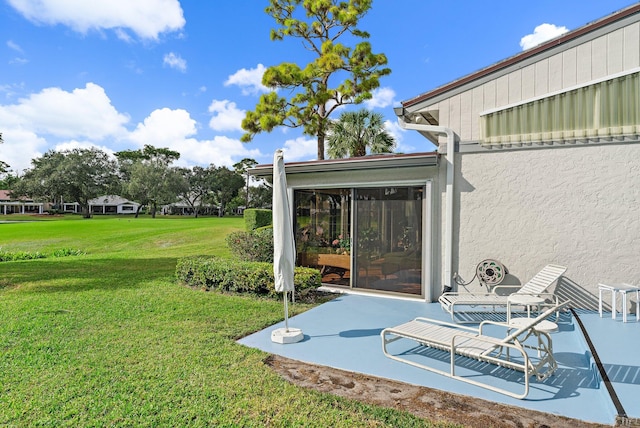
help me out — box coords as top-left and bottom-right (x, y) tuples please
(5, 145), (272, 219)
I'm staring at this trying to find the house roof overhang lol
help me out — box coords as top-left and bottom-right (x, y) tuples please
(398, 3), (640, 117)
(249, 151), (439, 181)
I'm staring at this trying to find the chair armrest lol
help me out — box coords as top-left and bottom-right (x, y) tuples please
(491, 284), (522, 295)
(478, 320), (510, 335)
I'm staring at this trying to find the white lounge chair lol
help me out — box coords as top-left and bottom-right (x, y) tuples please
(439, 264), (567, 322)
(381, 301), (569, 399)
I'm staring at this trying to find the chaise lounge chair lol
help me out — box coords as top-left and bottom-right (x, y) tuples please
(381, 301), (569, 399)
(439, 264), (567, 323)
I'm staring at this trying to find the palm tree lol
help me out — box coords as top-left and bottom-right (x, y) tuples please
(327, 109), (396, 159)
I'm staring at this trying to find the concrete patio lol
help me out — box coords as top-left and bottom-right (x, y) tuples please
(239, 293), (640, 426)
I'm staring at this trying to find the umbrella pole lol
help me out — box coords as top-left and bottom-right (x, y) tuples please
(284, 291), (289, 332)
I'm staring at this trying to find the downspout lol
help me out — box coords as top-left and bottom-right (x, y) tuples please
(396, 115), (457, 300)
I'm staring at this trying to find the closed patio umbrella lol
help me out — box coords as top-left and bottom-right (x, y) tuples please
(271, 149), (303, 344)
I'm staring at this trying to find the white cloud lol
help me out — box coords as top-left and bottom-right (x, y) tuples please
(0, 83), (26, 100)
(7, 40), (24, 53)
(114, 28), (133, 43)
(127, 107), (262, 168)
(208, 99), (244, 132)
(520, 23), (569, 51)
(129, 108), (197, 146)
(384, 120), (416, 153)
(163, 52), (186, 72)
(0, 128), (47, 174)
(9, 57), (29, 65)
(170, 136), (262, 169)
(4, 82), (129, 140)
(384, 119), (403, 143)
(6, 41), (27, 65)
(364, 87), (396, 109)
(0, 84), (263, 174)
(225, 64), (271, 95)
(7, 0), (185, 40)
(282, 136), (317, 161)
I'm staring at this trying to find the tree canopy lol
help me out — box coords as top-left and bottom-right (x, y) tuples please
(115, 145), (184, 218)
(233, 158), (258, 208)
(209, 167), (244, 217)
(327, 109), (395, 158)
(177, 165), (217, 218)
(8, 144), (260, 217)
(241, 0), (390, 160)
(12, 148), (119, 218)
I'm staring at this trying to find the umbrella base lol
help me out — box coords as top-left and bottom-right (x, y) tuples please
(271, 327), (304, 344)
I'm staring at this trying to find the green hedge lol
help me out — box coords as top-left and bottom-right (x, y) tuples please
(175, 256), (321, 297)
(244, 208), (272, 231)
(225, 228), (273, 263)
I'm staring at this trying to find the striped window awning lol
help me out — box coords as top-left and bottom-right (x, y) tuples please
(481, 70), (640, 146)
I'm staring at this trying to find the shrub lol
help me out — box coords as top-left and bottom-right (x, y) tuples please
(0, 247), (85, 262)
(0, 249), (46, 262)
(51, 248), (85, 257)
(226, 228), (273, 263)
(244, 208), (272, 231)
(175, 256), (321, 297)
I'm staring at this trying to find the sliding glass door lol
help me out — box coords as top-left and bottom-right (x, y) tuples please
(354, 187), (423, 296)
(293, 185), (424, 296)
(294, 189), (352, 286)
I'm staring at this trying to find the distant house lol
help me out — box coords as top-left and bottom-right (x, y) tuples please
(251, 4), (640, 305)
(160, 201), (244, 216)
(61, 202), (80, 214)
(161, 197), (220, 216)
(0, 190), (44, 215)
(88, 195), (140, 215)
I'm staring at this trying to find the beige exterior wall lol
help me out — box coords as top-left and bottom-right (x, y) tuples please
(449, 143), (640, 306)
(421, 20), (640, 143)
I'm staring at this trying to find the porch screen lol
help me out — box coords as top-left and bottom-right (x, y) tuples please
(353, 187), (423, 296)
(294, 189), (351, 287)
(481, 71), (640, 146)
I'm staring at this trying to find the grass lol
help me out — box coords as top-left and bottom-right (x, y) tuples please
(0, 215), (445, 427)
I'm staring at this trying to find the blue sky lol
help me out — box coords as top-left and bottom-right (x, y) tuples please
(0, 0), (636, 174)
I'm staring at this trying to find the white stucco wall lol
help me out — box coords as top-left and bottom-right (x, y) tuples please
(449, 142), (640, 308)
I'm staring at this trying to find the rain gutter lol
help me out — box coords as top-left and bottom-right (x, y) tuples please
(395, 108), (457, 297)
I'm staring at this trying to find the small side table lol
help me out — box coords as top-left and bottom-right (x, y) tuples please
(598, 283), (640, 323)
(508, 317), (558, 357)
(509, 318), (559, 333)
(506, 294), (545, 323)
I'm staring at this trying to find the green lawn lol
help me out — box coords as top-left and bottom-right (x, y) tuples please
(0, 215), (443, 427)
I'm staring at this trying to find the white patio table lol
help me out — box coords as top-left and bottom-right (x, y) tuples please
(598, 283), (640, 323)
